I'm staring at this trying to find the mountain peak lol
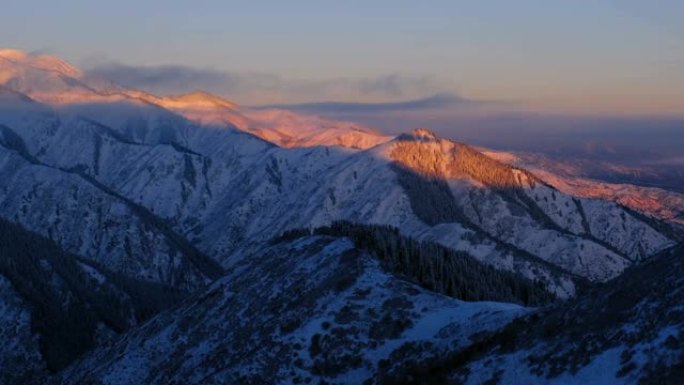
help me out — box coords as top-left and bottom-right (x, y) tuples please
(411, 128), (438, 139)
(395, 128), (440, 143)
(0, 49), (29, 60)
(0, 49), (81, 78)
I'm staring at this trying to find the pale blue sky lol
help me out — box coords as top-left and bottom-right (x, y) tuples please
(2, 0), (683, 114)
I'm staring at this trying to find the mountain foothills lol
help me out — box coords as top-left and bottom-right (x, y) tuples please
(0, 49), (682, 384)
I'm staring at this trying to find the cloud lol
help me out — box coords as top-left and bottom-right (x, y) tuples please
(86, 63), (273, 96)
(254, 93), (471, 114)
(84, 63), (453, 104)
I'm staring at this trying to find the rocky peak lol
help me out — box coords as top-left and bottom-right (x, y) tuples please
(411, 128), (438, 139)
(389, 128), (538, 188)
(396, 128), (440, 143)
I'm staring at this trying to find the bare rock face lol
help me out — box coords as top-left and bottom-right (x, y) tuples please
(409, 127), (438, 140)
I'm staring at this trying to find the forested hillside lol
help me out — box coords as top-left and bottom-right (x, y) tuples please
(276, 221), (556, 306)
(0, 218), (186, 377)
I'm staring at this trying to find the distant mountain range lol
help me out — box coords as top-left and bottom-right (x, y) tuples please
(0, 49), (682, 384)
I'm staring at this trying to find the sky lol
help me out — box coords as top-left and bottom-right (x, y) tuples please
(2, 0), (683, 117)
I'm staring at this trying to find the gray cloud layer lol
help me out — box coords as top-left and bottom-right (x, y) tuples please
(86, 63), (267, 96)
(82, 62), (684, 168)
(85, 62), (453, 104)
(255, 93), (471, 114)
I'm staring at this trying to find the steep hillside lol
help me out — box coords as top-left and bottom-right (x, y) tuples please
(388, 243), (684, 384)
(0, 49), (389, 150)
(0, 217), (188, 380)
(58, 230), (534, 385)
(0, 49), (682, 385)
(387, 130), (674, 281)
(0, 115), (223, 291)
(0, 78), (676, 299)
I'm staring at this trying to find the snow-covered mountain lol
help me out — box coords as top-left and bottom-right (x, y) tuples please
(0, 49), (391, 150)
(57, 229), (533, 385)
(395, 243), (684, 384)
(0, 94), (222, 291)
(0, 50), (678, 293)
(0, 49), (682, 384)
(1, 85), (672, 295)
(0, 216), (188, 382)
(484, 149), (684, 226)
(52, 227), (684, 385)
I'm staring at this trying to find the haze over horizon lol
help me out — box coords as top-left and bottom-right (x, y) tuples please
(3, 1), (683, 115)
(2, 1), (683, 157)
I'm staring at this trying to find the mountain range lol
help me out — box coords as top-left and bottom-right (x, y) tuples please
(0, 49), (682, 384)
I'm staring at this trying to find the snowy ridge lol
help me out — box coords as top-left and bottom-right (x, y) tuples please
(0, 69), (675, 294)
(394, 244), (684, 384)
(0, 216), (190, 381)
(58, 235), (528, 385)
(0, 49), (682, 383)
(0, 49), (390, 150)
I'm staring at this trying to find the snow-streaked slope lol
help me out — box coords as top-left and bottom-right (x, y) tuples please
(0, 216), (191, 380)
(58, 235), (528, 385)
(238, 108), (392, 149)
(0, 89), (675, 298)
(0, 152), (217, 289)
(484, 149), (684, 226)
(0, 49), (677, 295)
(392, 244), (684, 385)
(385, 130), (673, 280)
(0, 88), (572, 296)
(0, 99), (221, 291)
(0, 48), (682, 383)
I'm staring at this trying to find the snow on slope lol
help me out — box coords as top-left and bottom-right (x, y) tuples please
(484, 149), (684, 226)
(405, 244), (684, 385)
(58, 235), (528, 385)
(238, 108), (391, 149)
(0, 49), (390, 150)
(0, 216), (195, 380)
(385, 130), (673, 280)
(0, 142), (215, 290)
(0, 97), (220, 290)
(0, 49), (677, 295)
(0, 49), (113, 105)
(0, 49), (682, 382)
(0, 86), (675, 298)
